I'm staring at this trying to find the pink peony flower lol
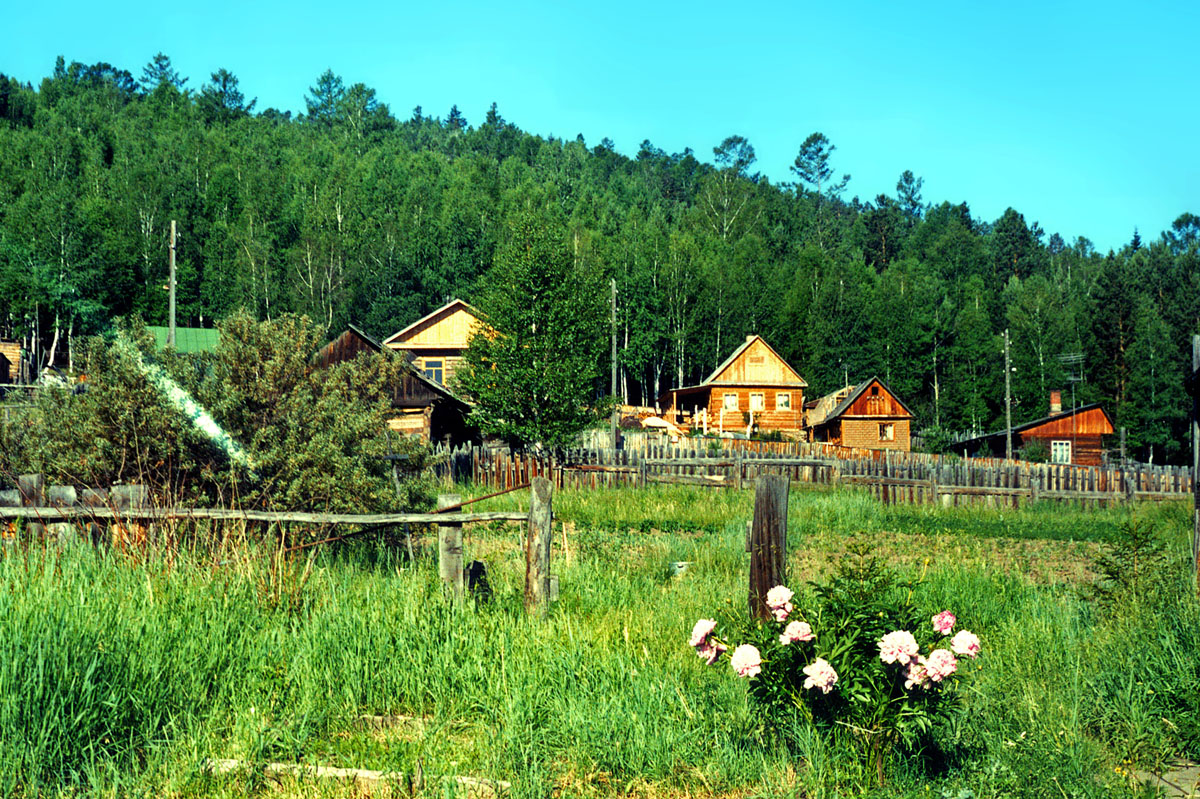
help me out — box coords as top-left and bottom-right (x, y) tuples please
(904, 657), (930, 690)
(730, 644), (762, 678)
(689, 618), (718, 648)
(802, 658), (838, 694)
(765, 586), (794, 622)
(950, 630), (981, 658)
(878, 630), (920, 665)
(696, 639), (727, 665)
(932, 610), (957, 635)
(779, 620), (816, 645)
(924, 649), (958, 682)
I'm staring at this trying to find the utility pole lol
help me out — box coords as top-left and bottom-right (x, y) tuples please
(1004, 328), (1013, 461)
(1191, 335), (1198, 588)
(610, 278), (618, 449)
(168, 219), (177, 348)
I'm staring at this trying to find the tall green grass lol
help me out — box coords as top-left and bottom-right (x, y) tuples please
(0, 485), (1194, 797)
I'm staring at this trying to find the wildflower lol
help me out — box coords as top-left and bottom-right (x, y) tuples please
(696, 639), (727, 665)
(730, 644), (762, 678)
(924, 649), (958, 682)
(877, 630), (920, 665)
(765, 585), (794, 622)
(802, 658), (838, 694)
(779, 620), (815, 645)
(931, 610), (956, 635)
(950, 630), (981, 658)
(689, 619), (718, 648)
(904, 657), (930, 690)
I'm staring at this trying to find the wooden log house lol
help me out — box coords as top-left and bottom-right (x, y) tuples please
(958, 391), (1114, 465)
(805, 377), (915, 452)
(315, 325), (474, 445)
(659, 335), (808, 437)
(380, 299), (481, 389)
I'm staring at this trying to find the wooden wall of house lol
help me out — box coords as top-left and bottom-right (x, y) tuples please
(702, 386), (805, 433)
(390, 305), (478, 349)
(844, 385), (909, 418)
(841, 418), (911, 451)
(1020, 432), (1106, 466)
(313, 329), (379, 370)
(711, 338), (805, 386)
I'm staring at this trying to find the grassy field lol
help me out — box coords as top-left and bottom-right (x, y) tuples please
(0, 483), (1196, 798)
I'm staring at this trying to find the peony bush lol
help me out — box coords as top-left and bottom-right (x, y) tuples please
(688, 543), (983, 785)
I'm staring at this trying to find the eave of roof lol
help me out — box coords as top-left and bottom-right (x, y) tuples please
(957, 403), (1113, 448)
(812, 376), (914, 424)
(701, 335), (808, 387)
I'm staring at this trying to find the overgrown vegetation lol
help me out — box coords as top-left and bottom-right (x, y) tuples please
(0, 485), (1195, 797)
(0, 313), (432, 512)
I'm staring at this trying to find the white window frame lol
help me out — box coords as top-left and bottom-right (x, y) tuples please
(776, 392), (791, 410)
(424, 359), (444, 384)
(879, 423), (895, 441)
(722, 393), (739, 411)
(1050, 440), (1071, 464)
(749, 392), (765, 412)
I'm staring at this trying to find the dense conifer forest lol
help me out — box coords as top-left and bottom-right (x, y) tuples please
(1, 56), (1198, 462)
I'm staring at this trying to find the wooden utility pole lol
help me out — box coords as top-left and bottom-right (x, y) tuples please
(610, 278), (618, 449)
(1004, 328), (1013, 461)
(168, 220), (177, 348)
(748, 475), (789, 620)
(1192, 335), (1199, 587)
(525, 478), (553, 616)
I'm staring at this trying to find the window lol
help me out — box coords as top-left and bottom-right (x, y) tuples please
(879, 423), (894, 441)
(723, 393), (739, 411)
(1050, 440), (1071, 464)
(870, 386), (880, 396)
(424, 359), (444, 384)
(776, 392), (791, 410)
(749, 392), (765, 411)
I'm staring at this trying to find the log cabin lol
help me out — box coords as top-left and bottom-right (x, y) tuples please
(381, 299), (481, 390)
(805, 377), (914, 451)
(315, 325), (473, 446)
(957, 391), (1114, 465)
(659, 336), (808, 437)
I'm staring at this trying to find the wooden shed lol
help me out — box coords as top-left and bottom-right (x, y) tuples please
(958, 394), (1114, 465)
(381, 299), (481, 389)
(805, 377), (914, 451)
(659, 336), (808, 437)
(0, 341), (21, 383)
(316, 325), (474, 446)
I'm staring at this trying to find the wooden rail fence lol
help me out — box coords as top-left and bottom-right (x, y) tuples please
(433, 443), (1193, 508)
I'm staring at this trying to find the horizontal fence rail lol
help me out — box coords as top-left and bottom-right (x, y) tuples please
(431, 441), (1193, 508)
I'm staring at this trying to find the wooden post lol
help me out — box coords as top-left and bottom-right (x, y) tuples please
(1192, 335), (1199, 586)
(525, 477), (553, 616)
(748, 474), (789, 620)
(47, 485), (77, 543)
(18, 474), (45, 538)
(736, 447), (744, 491)
(437, 493), (463, 600)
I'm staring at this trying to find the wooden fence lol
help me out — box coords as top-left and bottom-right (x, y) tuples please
(433, 443), (1194, 508)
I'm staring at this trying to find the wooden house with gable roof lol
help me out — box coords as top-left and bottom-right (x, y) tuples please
(660, 335), (808, 437)
(805, 377), (914, 451)
(381, 299), (481, 389)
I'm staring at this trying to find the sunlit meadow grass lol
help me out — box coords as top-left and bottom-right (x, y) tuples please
(0, 483), (1194, 798)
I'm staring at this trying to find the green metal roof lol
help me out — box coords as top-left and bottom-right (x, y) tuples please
(146, 326), (220, 354)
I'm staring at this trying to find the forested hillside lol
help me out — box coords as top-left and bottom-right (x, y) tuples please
(1, 56), (1198, 462)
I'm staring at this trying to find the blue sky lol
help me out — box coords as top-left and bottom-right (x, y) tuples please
(5, 0), (1197, 251)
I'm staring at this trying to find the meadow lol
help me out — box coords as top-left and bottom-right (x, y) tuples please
(1, 483), (1196, 798)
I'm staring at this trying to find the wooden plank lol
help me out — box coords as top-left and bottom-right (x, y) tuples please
(748, 474), (789, 620)
(524, 478), (552, 617)
(0, 507), (530, 524)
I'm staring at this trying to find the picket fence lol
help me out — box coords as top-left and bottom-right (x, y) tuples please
(433, 441), (1193, 508)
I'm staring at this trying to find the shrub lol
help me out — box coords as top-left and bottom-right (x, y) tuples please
(689, 543), (983, 786)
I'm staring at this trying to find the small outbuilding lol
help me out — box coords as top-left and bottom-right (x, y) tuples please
(805, 377), (914, 451)
(659, 335), (808, 437)
(957, 392), (1114, 465)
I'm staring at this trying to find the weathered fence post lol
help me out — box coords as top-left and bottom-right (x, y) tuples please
(748, 474), (789, 620)
(437, 493), (464, 600)
(19, 474), (45, 538)
(736, 447), (744, 491)
(525, 477), (553, 616)
(47, 485), (77, 543)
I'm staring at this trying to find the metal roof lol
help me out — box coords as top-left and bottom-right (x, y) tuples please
(146, 326), (220, 354)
